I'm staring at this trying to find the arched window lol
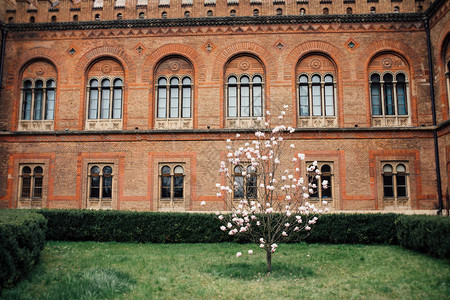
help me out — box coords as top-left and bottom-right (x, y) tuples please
(73, 15), (79, 21)
(276, 8), (282, 15)
(308, 162), (333, 202)
(51, 16), (57, 22)
(227, 75), (264, 118)
(157, 76), (192, 119)
(20, 78), (57, 123)
(139, 12), (145, 19)
(370, 7), (376, 14)
(86, 59), (125, 129)
(30, 16), (35, 23)
(117, 13), (123, 20)
(246, 165), (258, 199)
(207, 10), (213, 17)
(155, 57), (194, 129)
(393, 6), (399, 13)
(300, 8), (306, 15)
(184, 11), (190, 18)
(382, 163), (409, 207)
(417, 5), (423, 12)
(369, 53), (411, 127)
(297, 74), (336, 117)
(162, 11), (168, 18)
(95, 14), (101, 21)
(347, 7), (352, 14)
(230, 10), (236, 17)
(233, 165), (244, 199)
(323, 8), (329, 15)
(369, 72), (409, 119)
(8, 17), (14, 23)
(160, 165), (185, 204)
(88, 165), (113, 200)
(253, 9), (259, 16)
(20, 165), (44, 199)
(232, 164), (258, 200)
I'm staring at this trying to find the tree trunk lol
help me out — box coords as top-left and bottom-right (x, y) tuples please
(266, 250), (272, 273)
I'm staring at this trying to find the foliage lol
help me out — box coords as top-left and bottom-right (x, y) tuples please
(0, 210), (47, 291)
(2, 242), (449, 299)
(396, 215), (450, 259)
(305, 213), (399, 245)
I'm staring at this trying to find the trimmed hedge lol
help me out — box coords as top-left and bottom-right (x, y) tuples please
(33, 209), (449, 260)
(396, 215), (450, 259)
(0, 210), (47, 290)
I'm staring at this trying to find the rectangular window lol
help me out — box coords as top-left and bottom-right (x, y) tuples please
(240, 85), (250, 117)
(384, 84), (394, 115)
(170, 86), (179, 118)
(253, 85), (262, 117)
(100, 88), (110, 119)
(158, 86), (167, 118)
(182, 86), (191, 118)
(112, 88), (122, 119)
(89, 89), (99, 119)
(228, 86), (237, 117)
(46, 89), (55, 120)
(299, 85), (309, 116)
(371, 84), (381, 115)
(396, 84), (407, 115)
(324, 85), (334, 116)
(312, 85), (322, 116)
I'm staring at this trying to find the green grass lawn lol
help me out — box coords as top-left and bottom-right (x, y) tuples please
(1, 242), (449, 300)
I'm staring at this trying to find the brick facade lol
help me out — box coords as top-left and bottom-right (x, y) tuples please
(0, 0), (448, 212)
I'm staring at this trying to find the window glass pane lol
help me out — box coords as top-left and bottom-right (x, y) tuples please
(246, 174), (257, 199)
(371, 83), (381, 115)
(170, 86), (179, 118)
(161, 166), (171, 174)
(182, 86), (191, 118)
(161, 177), (171, 198)
(101, 85), (110, 119)
(102, 79), (110, 88)
(23, 85), (32, 120)
(174, 166), (184, 174)
(312, 75), (320, 83)
(22, 166), (32, 174)
(324, 75), (333, 83)
(170, 78), (179, 86)
(114, 79), (123, 87)
(253, 85), (262, 117)
(182, 77), (191, 85)
(241, 76), (249, 84)
(103, 166), (112, 174)
(321, 164), (331, 173)
(396, 73), (405, 82)
(228, 76), (237, 84)
(299, 75), (308, 83)
(21, 177), (31, 198)
(174, 176), (184, 198)
(102, 176), (112, 198)
(234, 176), (244, 198)
(371, 74), (380, 82)
(113, 87), (122, 119)
(33, 176), (43, 198)
(253, 75), (262, 84)
(383, 164), (393, 172)
(396, 83), (407, 115)
(322, 175), (332, 198)
(34, 80), (44, 120)
(241, 85), (250, 117)
(158, 86), (167, 118)
(299, 84), (309, 116)
(324, 84), (334, 116)
(34, 166), (43, 174)
(91, 166), (100, 174)
(383, 175), (394, 197)
(158, 78), (167, 86)
(310, 175), (318, 198)
(396, 174), (406, 185)
(46, 88), (55, 120)
(89, 80), (99, 119)
(312, 84), (321, 116)
(384, 74), (394, 115)
(90, 176), (100, 198)
(228, 85), (237, 117)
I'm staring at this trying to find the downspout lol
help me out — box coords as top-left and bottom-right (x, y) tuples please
(0, 27), (7, 99)
(424, 17), (443, 215)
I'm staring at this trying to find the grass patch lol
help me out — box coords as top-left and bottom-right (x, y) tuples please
(1, 242), (449, 299)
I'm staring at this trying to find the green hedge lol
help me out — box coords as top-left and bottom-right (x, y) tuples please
(0, 210), (47, 291)
(33, 210), (449, 260)
(396, 215), (450, 259)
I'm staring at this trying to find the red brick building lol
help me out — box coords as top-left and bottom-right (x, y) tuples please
(0, 0), (448, 213)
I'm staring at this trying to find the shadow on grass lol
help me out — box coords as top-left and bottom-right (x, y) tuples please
(206, 262), (315, 280)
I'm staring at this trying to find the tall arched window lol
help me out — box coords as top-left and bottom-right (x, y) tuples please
(226, 75), (264, 118)
(19, 61), (57, 131)
(86, 59), (125, 130)
(88, 165), (113, 200)
(296, 55), (337, 127)
(369, 53), (411, 127)
(233, 164), (258, 200)
(382, 163), (409, 207)
(308, 162), (333, 202)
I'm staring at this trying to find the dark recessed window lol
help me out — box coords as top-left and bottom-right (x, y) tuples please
(347, 7), (352, 14)
(323, 7), (329, 15)
(51, 15), (57, 22)
(30, 16), (35, 23)
(253, 9), (259, 16)
(370, 7), (376, 13)
(117, 13), (122, 20)
(230, 9), (236, 17)
(394, 6), (399, 13)
(207, 10), (213, 17)
(95, 14), (101, 21)
(73, 14), (79, 21)
(417, 5), (423, 12)
(162, 11), (168, 18)
(8, 17), (14, 23)
(300, 8), (306, 15)
(184, 11), (190, 18)
(276, 8), (283, 15)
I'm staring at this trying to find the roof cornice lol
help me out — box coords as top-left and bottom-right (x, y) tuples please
(425, 0), (448, 18)
(5, 13), (424, 32)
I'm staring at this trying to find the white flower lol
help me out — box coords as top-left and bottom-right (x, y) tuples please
(322, 200), (328, 205)
(236, 252), (242, 257)
(266, 110), (271, 115)
(282, 231), (288, 236)
(220, 226), (226, 231)
(305, 226), (311, 231)
(215, 183), (221, 188)
(227, 222), (232, 228)
(236, 133), (240, 138)
(256, 221), (261, 226)
(294, 226), (299, 231)
(285, 223), (290, 227)
(218, 215), (224, 220)
(248, 250), (253, 255)
(260, 243), (265, 248)
(226, 139), (231, 143)
(290, 144), (295, 148)
(200, 201), (206, 206)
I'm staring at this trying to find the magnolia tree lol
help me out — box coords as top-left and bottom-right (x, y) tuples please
(212, 107), (328, 272)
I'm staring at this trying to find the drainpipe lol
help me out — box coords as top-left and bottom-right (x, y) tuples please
(0, 27), (7, 98)
(424, 17), (443, 215)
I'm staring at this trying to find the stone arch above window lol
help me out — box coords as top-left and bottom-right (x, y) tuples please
(368, 52), (411, 127)
(296, 53), (338, 128)
(18, 60), (58, 132)
(85, 58), (125, 131)
(224, 54), (265, 129)
(154, 56), (194, 130)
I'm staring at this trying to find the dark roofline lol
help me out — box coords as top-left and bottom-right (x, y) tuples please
(425, 0), (448, 18)
(5, 13), (424, 32)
